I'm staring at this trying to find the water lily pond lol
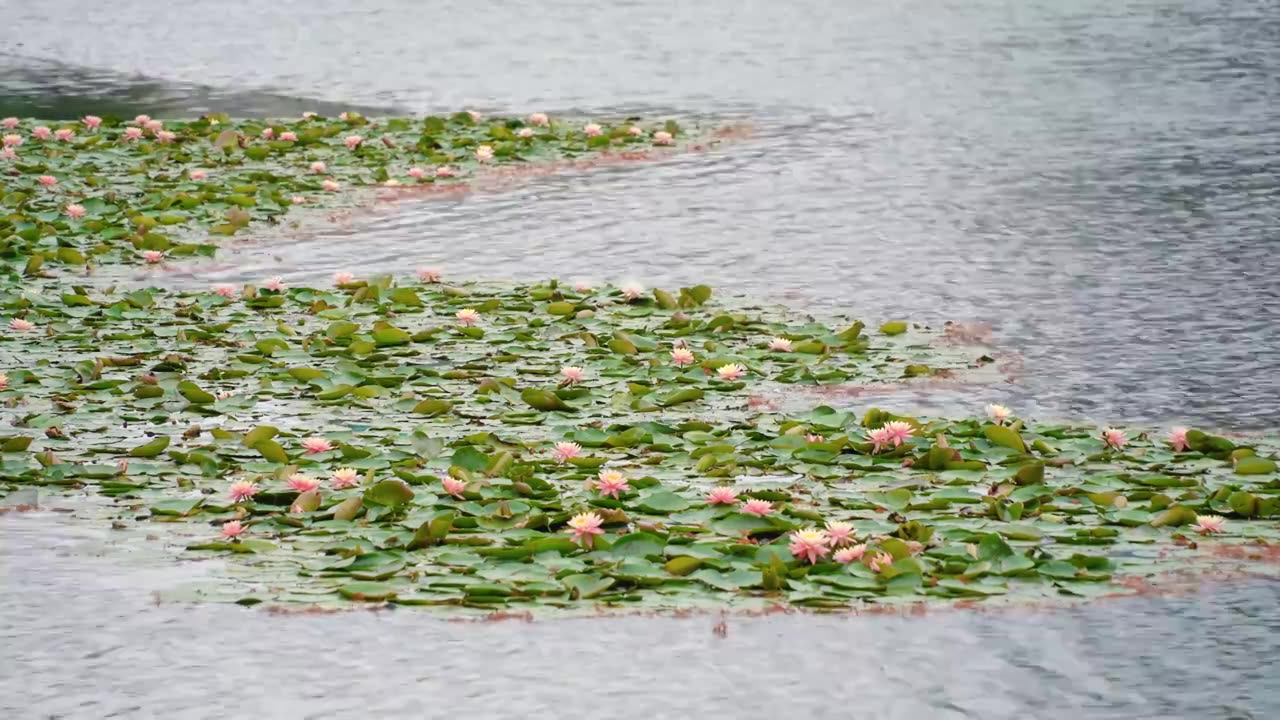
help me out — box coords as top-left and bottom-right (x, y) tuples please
(3, 113), (1279, 616)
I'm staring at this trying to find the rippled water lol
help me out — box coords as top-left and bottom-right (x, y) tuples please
(3, 0), (1279, 717)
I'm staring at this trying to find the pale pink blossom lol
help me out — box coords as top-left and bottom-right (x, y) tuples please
(592, 469), (629, 499)
(215, 391), (234, 400)
(156, 130), (176, 143)
(566, 511), (605, 548)
(2, 134), (21, 147)
(670, 348), (696, 366)
(344, 135), (363, 150)
(881, 421), (914, 447)
(117, 458), (129, 473)
(54, 128), (75, 142)
(228, 480), (259, 502)
(869, 551), (894, 573)
(338, 112), (350, 121)
(221, 520), (246, 539)
(134, 114), (151, 124)
(706, 486), (739, 505)
(32, 126), (52, 140)
(573, 280), (593, 293)
(628, 126), (643, 136)
(322, 179), (340, 192)
(516, 127), (534, 138)
(417, 267), (442, 283)
(144, 119), (163, 133)
(716, 363), (746, 381)
(805, 434), (825, 443)
(620, 282), (644, 300)
(331, 468), (361, 489)
(64, 203), (86, 219)
(442, 477), (467, 499)
(310, 161), (327, 173)
(868, 427), (893, 453)
(435, 165), (457, 178)
(189, 169), (207, 180)
(8, 318), (34, 332)
(0, 373), (7, 389)
(262, 276), (285, 292)
(467, 110), (481, 122)
(0, 147), (14, 160)
(986, 404), (1012, 425)
(211, 283), (237, 298)
(560, 366), (585, 384)
(261, 127), (275, 140)
(528, 112), (549, 126)
(768, 337), (793, 352)
(455, 308), (480, 326)
(653, 131), (674, 145)
(823, 520), (855, 547)
(77, 115), (103, 129)
(301, 436), (335, 454)
(834, 544), (867, 564)
(37, 175), (57, 186)
(287, 473), (321, 492)
(302, 111), (317, 119)
(583, 123), (603, 137)
(123, 127), (143, 141)
(1192, 514), (1226, 534)
(0, 117), (17, 129)
(788, 528), (830, 564)
(1169, 427), (1189, 452)
(407, 167), (426, 178)
(741, 499), (773, 516)
(142, 250), (164, 264)
(475, 144), (494, 162)
(1102, 427), (1128, 450)
(279, 131), (297, 142)
(553, 441), (582, 463)
(333, 271), (355, 285)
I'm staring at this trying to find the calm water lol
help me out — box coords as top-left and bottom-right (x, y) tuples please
(2, 0), (1279, 717)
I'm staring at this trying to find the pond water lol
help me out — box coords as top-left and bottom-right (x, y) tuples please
(2, 0), (1279, 717)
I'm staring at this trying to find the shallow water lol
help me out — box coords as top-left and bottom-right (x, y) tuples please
(2, 0), (1280, 717)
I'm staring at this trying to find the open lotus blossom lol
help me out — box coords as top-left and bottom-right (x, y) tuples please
(301, 436), (334, 454)
(287, 473), (321, 492)
(156, 130), (176, 143)
(32, 126), (52, 140)
(7, 318), (31, 331)
(553, 441), (582, 463)
(344, 135), (363, 149)
(407, 167), (426, 178)
(290, 196), (306, 204)
(221, 520), (246, 539)
(566, 511), (605, 548)
(211, 283), (237, 298)
(653, 131), (674, 145)
(768, 337), (793, 352)
(867, 426), (893, 453)
(881, 421), (915, 447)
(442, 477), (468, 499)
(123, 127), (143, 140)
(1169, 427), (1189, 452)
(805, 434), (825, 443)
(228, 480), (260, 502)
(823, 520), (855, 546)
(1, 117), (17, 128)
(333, 271), (355, 285)
(1192, 514), (1226, 534)
(705, 486), (739, 505)
(869, 551), (895, 573)
(322, 179), (340, 191)
(742, 498), (774, 516)
(475, 144), (494, 161)
(144, 119), (163, 133)
(435, 165), (456, 177)
(82, 115), (102, 129)
(716, 363), (746, 381)
(594, 469), (630, 498)
(279, 131), (297, 142)
(331, 468), (361, 489)
(302, 111), (317, 119)
(54, 128), (75, 142)
(134, 114), (151, 124)
(529, 112), (549, 126)
(185, 168), (208, 180)
(64, 203), (86, 219)
(3, 134), (23, 147)
(338, 112), (350, 121)
(670, 347), (696, 366)
(1102, 427), (1128, 450)
(310, 161), (326, 173)
(789, 529), (831, 564)
(38, 175), (57, 186)
(834, 544), (867, 564)
(583, 123), (603, 137)
(0, 373), (8, 389)
(455, 308), (480, 326)
(0, 147), (14, 160)
(417, 267), (442, 283)
(628, 126), (643, 136)
(620, 283), (644, 300)
(261, 127), (275, 139)
(142, 250), (164, 264)
(516, 127), (534, 138)
(560, 366), (585, 384)
(573, 280), (593, 292)
(986, 404), (1012, 425)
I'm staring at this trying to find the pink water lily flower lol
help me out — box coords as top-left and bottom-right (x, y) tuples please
(211, 283), (237, 298)
(706, 486), (739, 505)
(261, 127), (275, 140)
(553, 441), (582, 463)
(0, 147), (14, 160)
(38, 175), (57, 186)
(228, 480), (260, 502)
(475, 145), (494, 162)
(331, 468), (361, 489)
(144, 119), (163, 133)
(65, 203), (86, 219)
(435, 166), (457, 178)
(301, 436), (334, 454)
(560, 366), (584, 384)
(881, 421), (915, 447)
(789, 529), (831, 565)
(670, 347), (696, 366)
(134, 114), (151, 124)
(9, 318), (35, 331)
(310, 161), (327, 173)
(333, 271), (355, 285)
(338, 112), (350, 121)
(467, 110), (481, 121)
(823, 520), (855, 547)
(768, 337), (793, 352)
(628, 126), (643, 136)
(455, 308), (479, 326)
(804, 434), (825, 444)
(189, 169), (207, 180)
(142, 250), (164, 264)
(833, 544), (867, 564)
(583, 123), (603, 137)
(867, 426), (892, 453)
(279, 131), (297, 142)
(1, 117), (17, 129)
(54, 128), (75, 142)
(156, 130), (176, 143)
(742, 499), (773, 516)
(221, 520), (246, 539)
(32, 126), (52, 140)
(654, 131), (673, 145)
(1192, 515), (1226, 534)
(287, 473), (321, 492)
(869, 551), (894, 573)
(407, 167), (426, 178)
(620, 282), (644, 300)
(344, 135), (363, 150)
(716, 363), (746, 381)
(442, 477), (467, 499)
(0, 373), (8, 389)
(573, 280), (593, 292)
(123, 127), (143, 141)
(1102, 427), (1128, 450)
(2, 134), (21, 147)
(322, 179), (340, 191)
(529, 112), (549, 126)
(594, 469), (630, 498)
(986, 404), (1012, 425)
(566, 511), (605, 548)
(417, 267), (442, 283)
(1169, 427), (1189, 452)
(302, 111), (317, 119)
(516, 127), (534, 138)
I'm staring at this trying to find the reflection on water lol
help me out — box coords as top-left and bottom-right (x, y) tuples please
(2, 0), (1280, 717)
